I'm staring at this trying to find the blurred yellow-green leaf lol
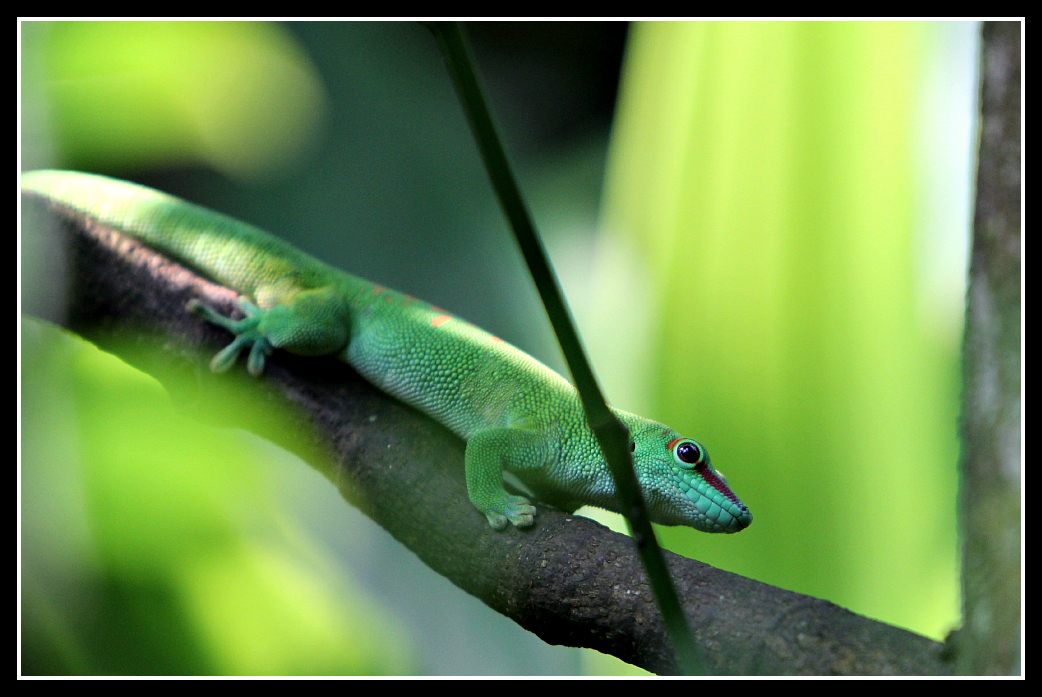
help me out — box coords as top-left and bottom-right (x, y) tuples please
(23, 21), (327, 179)
(21, 318), (414, 675)
(593, 21), (967, 641)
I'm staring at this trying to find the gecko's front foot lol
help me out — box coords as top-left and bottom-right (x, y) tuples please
(187, 298), (271, 375)
(484, 495), (537, 530)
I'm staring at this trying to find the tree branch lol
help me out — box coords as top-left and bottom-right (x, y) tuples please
(22, 192), (953, 675)
(955, 21), (1022, 675)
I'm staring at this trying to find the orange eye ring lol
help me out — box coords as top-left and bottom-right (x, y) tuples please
(667, 438), (705, 469)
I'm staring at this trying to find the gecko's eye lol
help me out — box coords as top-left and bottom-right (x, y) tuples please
(668, 438), (706, 470)
(629, 440), (636, 453)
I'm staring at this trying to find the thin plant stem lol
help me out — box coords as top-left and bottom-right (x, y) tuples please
(426, 21), (703, 675)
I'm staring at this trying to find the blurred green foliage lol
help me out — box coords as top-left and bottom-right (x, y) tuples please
(23, 21), (327, 178)
(592, 21), (972, 641)
(21, 319), (414, 674)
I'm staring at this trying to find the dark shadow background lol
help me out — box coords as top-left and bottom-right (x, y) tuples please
(22, 21), (638, 675)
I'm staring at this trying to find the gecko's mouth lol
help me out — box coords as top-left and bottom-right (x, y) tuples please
(710, 502), (753, 532)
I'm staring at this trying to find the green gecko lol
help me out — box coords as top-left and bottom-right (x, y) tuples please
(22, 169), (752, 534)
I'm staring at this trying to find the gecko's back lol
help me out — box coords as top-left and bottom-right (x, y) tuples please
(22, 169), (581, 440)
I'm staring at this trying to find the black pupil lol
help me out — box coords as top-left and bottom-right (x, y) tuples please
(677, 442), (701, 464)
(630, 441), (636, 452)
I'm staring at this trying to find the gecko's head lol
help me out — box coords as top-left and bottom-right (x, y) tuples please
(618, 412), (752, 533)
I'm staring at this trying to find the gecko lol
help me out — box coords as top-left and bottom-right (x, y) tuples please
(22, 169), (752, 533)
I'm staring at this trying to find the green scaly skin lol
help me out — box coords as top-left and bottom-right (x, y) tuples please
(22, 169), (752, 533)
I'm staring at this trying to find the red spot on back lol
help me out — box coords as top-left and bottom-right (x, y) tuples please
(432, 314), (452, 328)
